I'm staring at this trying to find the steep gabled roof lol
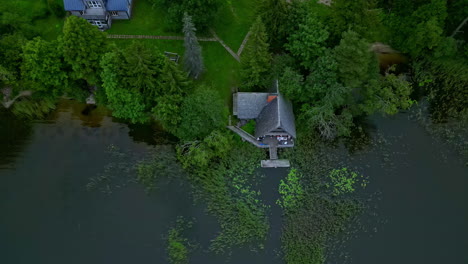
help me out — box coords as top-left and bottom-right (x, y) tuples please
(254, 93), (296, 138)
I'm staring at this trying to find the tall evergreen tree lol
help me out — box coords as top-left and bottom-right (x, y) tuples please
(61, 16), (108, 84)
(182, 13), (204, 79)
(241, 17), (272, 90)
(256, 0), (289, 50)
(152, 60), (191, 134)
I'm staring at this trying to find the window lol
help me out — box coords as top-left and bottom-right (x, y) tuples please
(110, 11), (118, 16)
(79, 11), (84, 15)
(87, 1), (102, 8)
(90, 20), (105, 29)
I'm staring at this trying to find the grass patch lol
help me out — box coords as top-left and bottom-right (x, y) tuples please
(107, 0), (182, 36)
(198, 42), (240, 104)
(212, 0), (256, 52)
(109, 38), (185, 55)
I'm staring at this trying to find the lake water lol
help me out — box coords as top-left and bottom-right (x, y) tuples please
(1, 100), (467, 263)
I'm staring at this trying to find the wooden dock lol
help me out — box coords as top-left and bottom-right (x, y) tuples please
(261, 159), (290, 168)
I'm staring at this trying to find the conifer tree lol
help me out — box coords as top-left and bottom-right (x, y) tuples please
(182, 13), (203, 79)
(152, 60), (191, 134)
(256, 0), (289, 50)
(241, 17), (272, 90)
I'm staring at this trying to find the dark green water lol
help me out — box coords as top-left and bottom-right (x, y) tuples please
(1, 101), (467, 263)
(342, 114), (468, 264)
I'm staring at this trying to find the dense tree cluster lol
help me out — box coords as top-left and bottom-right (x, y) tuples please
(246, 0), (466, 139)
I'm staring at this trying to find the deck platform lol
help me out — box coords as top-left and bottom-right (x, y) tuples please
(261, 159), (290, 168)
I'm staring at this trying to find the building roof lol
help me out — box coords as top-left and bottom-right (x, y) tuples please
(254, 94), (296, 138)
(106, 0), (129, 11)
(234, 81), (296, 138)
(235, 92), (269, 119)
(63, 0), (85, 10)
(63, 0), (129, 11)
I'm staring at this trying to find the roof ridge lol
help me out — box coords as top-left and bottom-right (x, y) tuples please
(277, 94), (281, 128)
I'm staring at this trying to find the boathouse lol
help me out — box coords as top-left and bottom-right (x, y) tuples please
(228, 81), (296, 167)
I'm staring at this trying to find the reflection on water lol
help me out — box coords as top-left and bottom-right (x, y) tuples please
(0, 111), (33, 169)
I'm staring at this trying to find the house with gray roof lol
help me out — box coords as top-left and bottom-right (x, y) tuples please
(228, 81), (296, 167)
(63, 0), (133, 30)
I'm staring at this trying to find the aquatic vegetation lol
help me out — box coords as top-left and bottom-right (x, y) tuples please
(88, 144), (182, 194)
(280, 133), (364, 264)
(166, 217), (193, 264)
(177, 134), (269, 254)
(136, 145), (186, 193)
(326, 168), (364, 196)
(281, 195), (361, 264)
(86, 145), (137, 194)
(277, 168), (305, 212)
(10, 97), (56, 119)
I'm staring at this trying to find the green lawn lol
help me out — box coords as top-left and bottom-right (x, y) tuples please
(212, 0), (256, 52)
(107, 0), (182, 36)
(197, 41), (240, 104)
(110, 39), (185, 55)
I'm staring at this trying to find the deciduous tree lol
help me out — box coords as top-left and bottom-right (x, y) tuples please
(61, 16), (108, 84)
(21, 37), (68, 97)
(333, 30), (379, 90)
(176, 86), (227, 141)
(329, 0), (383, 43)
(285, 14), (329, 70)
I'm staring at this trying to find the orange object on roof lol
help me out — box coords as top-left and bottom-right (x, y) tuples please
(267, 95), (277, 103)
